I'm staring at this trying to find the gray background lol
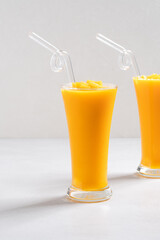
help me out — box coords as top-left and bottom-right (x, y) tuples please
(0, 0), (159, 138)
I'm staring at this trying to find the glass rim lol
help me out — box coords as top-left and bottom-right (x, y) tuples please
(61, 82), (118, 90)
(133, 76), (160, 81)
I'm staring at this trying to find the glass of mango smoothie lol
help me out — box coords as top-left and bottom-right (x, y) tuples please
(61, 80), (117, 202)
(29, 32), (117, 201)
(133, 74), (160, 177)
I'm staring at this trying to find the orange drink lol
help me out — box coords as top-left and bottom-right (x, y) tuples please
(61, 80), (117, 202)
(133, 74), (160, 177)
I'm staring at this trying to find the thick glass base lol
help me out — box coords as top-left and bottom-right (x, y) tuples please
(137, 164), (160, 178)
(67, 185), (112, 203)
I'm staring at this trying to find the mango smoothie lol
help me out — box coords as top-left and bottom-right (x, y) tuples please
(134, 74), (160, 176)
(61, 80), (117, 201)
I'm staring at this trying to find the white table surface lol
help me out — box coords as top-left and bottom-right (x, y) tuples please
(0, 138), (160, 240)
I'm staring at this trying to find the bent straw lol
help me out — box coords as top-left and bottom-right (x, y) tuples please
(96, 33), (140, 76)
(29, 32), (75, 82)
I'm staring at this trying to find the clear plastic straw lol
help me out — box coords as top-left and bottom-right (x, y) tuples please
(96, 33), (140, 76)
(29, 32), (75, 82)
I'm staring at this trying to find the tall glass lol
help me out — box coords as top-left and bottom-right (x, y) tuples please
(134, 77), (160, 177)
(61, 83), (117, 202)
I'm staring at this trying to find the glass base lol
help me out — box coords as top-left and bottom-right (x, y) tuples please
(137, 164), (160, 178)
(67, 185), (112, 203)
